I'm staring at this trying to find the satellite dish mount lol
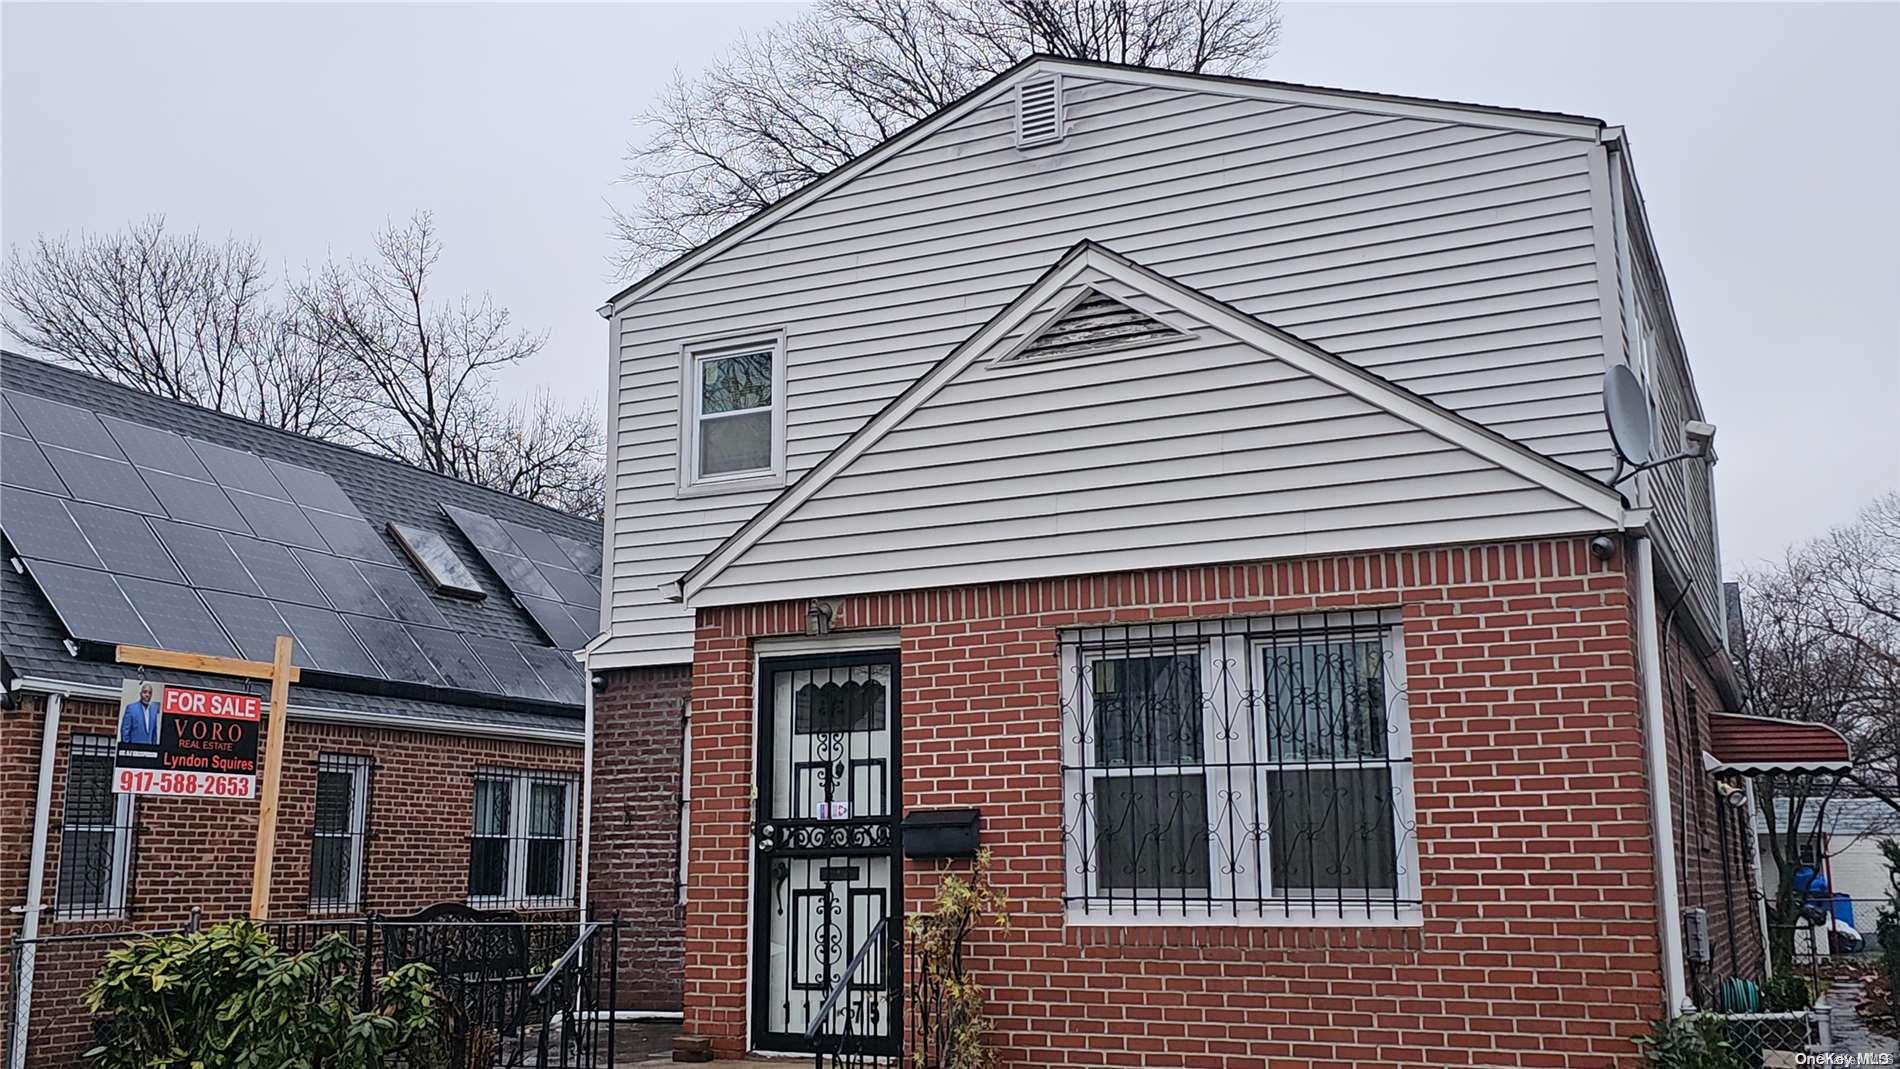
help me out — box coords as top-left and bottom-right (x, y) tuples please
(1602, 364), (1716, 486)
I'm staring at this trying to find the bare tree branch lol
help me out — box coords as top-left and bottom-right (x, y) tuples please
(1739, 491), (1900, 961)
(4, 214), (603, 517)
(1, 217), (363, 438)
(610, 0), (1281, 277)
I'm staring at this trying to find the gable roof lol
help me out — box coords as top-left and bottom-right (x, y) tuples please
(677, 241), (1629, 604)
(603, 55), (1607, 313)
(0, 350), (599, 733)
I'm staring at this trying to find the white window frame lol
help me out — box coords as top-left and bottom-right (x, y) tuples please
(676, 330), (787, 496)
(467, 770), (579, 909)
(56, 735), (135, 920)
(309, 755), (370, 913)
(1060, 614), (1420, 926)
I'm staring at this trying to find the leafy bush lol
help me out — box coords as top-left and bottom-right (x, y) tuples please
(1637, 1013), (1743, 1069)
(1760, 970), (1815, 1012)
(84, 921), (446, 1069)
(1879, 838), (1900, 1023)
(909, 850), (1009, 1069)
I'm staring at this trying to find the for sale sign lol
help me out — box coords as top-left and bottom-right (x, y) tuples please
(112, 679), (261, 798)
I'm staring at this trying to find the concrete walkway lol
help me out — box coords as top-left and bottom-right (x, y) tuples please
(1829, 979), (1900, 1058)
(606, 1018), (794, 1066)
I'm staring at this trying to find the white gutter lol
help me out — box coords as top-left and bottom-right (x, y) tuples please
(8, 677), (583, 746)
(1746, 779), (1774, 979)
(1636, 536), (1692, 1014)
(578, 654), (595, 916)
(11, 692), (62, 1069)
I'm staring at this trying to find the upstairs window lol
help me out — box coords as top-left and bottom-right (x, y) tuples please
(679, 333), (786, 492)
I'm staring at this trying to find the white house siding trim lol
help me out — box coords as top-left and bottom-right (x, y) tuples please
(682, 247), (1625, 607)
(601, 59), (1603, 310)
(1609, 140), (1724, 643)
(689, 312), (1615, 607)
(599, 67), (1618, 665)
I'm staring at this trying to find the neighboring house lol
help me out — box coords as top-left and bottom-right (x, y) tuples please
(1758, 797), (1900, 936)
(0, 352), (668, 1067)
(589, 57), (1825, 1065)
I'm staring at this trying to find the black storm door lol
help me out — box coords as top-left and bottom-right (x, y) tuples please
(751, 652), (902, 1054)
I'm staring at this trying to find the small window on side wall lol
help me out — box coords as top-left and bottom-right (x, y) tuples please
(679, 333), (786, 493)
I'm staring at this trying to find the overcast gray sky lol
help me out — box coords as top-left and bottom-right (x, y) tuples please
(4, 2), (1895, 573)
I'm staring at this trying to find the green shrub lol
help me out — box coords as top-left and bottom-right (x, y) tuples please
(1636, 1013), (1743, 1069)
(83, 920), (445, 1069)
(1760, 970), (1815, 1012)
(1879, 839), (1900, 1022)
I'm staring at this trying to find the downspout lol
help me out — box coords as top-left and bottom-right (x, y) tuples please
(1636, 536), (1692, 1014)
(11, 692), (62, 1069)
(1746, 780), (1773, 978)
(578, 658), (596, 918)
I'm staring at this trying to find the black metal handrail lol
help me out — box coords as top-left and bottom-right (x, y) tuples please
(529, 921), (600, 1001)
(804, 916), (887, 1043)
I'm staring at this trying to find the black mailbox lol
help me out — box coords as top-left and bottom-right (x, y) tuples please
(901, 808), (981, 859)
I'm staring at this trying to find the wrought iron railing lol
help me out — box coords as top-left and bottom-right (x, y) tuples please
(807, 917), (894, 1069)
(5, 911), (624, 1069)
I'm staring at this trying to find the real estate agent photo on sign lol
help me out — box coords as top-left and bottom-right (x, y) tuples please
(118, 680), (164, 749)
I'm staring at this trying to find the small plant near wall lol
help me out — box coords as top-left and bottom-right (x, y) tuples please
(84, 921), (446, 1069)
(909, 849), (1010, 1069)
(1636, 1013), (1742, 1069)
(1759, 969), (1816, 1013)
(1877, 839), (1900, 1026)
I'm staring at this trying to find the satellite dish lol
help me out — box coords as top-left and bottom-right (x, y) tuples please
(1603, 364), (1654, 467)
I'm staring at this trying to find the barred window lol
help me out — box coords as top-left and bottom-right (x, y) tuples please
(55, 735), (135, 920)
(468, 769), (578, 908)
(309, 755), (370, 912)
(1060, 611), (1419, 923)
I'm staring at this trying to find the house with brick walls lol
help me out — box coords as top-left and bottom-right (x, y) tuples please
(590, 57), (1833, 1065)
(0, 351), (674, 1066)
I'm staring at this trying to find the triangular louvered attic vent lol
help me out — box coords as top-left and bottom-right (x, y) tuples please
(1006, 288), (1186, 363)
(1015, 76), (1063, 148)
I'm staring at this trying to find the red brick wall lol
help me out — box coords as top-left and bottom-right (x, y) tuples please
(0, 695), (581, 1068)
(1655, 606), (1766, 994)
(588, 664), (690, 1010)
(683, 538), (1670, 1066)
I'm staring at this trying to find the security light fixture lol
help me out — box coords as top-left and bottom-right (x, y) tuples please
(1682, 420), (1717, 459)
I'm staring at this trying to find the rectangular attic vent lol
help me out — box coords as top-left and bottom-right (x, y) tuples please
(1015, 76), (1063, 148)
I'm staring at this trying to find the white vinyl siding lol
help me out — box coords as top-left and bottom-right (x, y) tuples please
(1613, 156), (1723, 640)
(700, 279), (1617, 605)
(604, 71), (1614, 661)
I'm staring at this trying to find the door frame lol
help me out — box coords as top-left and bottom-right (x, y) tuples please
(749, 647), (904, 1055)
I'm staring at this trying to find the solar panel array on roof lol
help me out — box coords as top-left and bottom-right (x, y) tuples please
(443, 504), (600, 650)
(0, 390), (582, 708)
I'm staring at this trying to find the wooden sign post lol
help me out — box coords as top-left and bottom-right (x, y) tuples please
(116, 638), (299, 920)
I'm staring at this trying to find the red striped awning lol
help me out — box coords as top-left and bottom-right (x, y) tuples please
(1708, 713), (1852, 775)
